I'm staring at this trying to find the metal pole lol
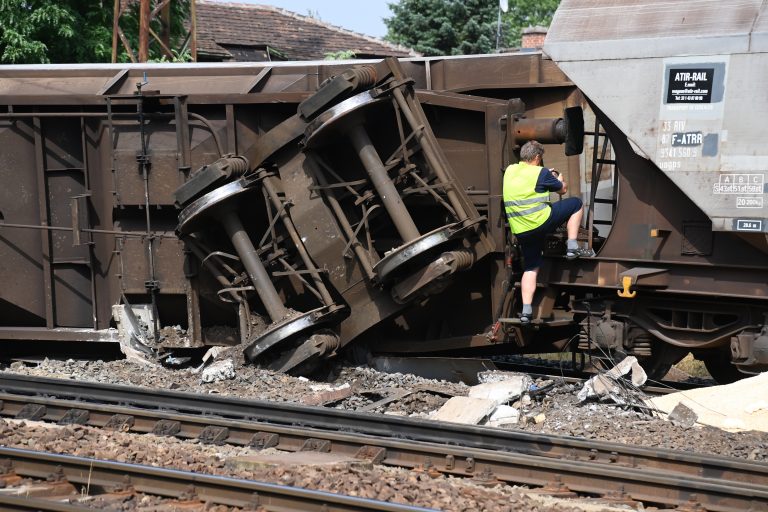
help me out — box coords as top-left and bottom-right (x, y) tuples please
(348, 126), (420, 242)
(221, 211), (287, 322)
(136, 93), (160, 338)
(587, 117), (600, 250)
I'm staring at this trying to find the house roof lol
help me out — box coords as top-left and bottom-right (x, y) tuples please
(196, 1), (415, 61)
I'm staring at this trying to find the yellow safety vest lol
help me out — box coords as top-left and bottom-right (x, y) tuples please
(503, 162), (551, 234)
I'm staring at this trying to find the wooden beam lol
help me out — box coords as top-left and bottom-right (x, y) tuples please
(139, 0), (151, 62)
(151, 0), (172, 18)
(149, 27), (174, 59)
(191, 0), (197, 61)
(158, 0), (172, 59)
(117, 27), (137, 63)
(111, 0), (120, 63)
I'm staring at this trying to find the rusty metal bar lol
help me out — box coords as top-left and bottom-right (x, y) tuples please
(32, 115), (54, 329)
(261, 174), (334, 306)
(221, 210), (287, 322)
(276, 257), (324, 302)
(185, 239), (242, 304)
(97, 68), (129, 95)
(79, 117), (98, 329)
(173, 97), (191, 173)
(225, 104), (236, 153)
(390, 87), (468, 221)
(135, 90), (160, 337)
(188, 112), (223, 157)
(348, 125), (420, 242)
(305, 156), (376, 281)
(514, 117), (567, 144)
(406, 171), (456, 216)
(0, 222), (178, 238)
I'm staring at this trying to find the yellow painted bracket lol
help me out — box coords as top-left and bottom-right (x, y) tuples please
(617, 276), (636, 298)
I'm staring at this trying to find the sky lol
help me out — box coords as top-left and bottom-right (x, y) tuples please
(219, 0), (393, 38)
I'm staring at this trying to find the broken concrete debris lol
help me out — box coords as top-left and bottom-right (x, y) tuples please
(301, 383), (354, 406)
(577, 356), (647, 404)
(667, 402), (698, 429)
(432, 396), (498, 425)
(433, 373), (536, 426)
(468, 375), (532, 406)
(200, 358), (236, 383)
(487, 405), (521, 428)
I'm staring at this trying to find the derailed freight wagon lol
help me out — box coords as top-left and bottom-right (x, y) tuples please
(0, 54), (580, 373)
(0, 0), (766, 381)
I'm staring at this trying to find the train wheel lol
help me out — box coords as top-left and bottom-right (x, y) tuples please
(701, 349), (744, 384)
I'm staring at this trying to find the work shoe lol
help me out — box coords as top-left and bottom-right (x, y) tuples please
(566, 246), (596, 260)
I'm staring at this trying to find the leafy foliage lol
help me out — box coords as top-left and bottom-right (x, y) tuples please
(324, 49), (357, 60)
(384, 0), (560, 56)
(504, 0), (560, 47)
(148, 48), (192, 63)
(115, 0), (190, 63)
(0, 0), (190, 64)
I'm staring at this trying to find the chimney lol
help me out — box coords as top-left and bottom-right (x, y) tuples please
(522, 26), (548, 49)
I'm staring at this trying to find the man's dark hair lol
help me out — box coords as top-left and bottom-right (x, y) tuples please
(520, 141), (545, 163)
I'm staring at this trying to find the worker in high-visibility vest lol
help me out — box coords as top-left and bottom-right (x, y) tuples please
(503, 140), (593, 324)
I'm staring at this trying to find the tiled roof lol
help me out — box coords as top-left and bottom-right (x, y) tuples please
(196, 1), (415, 61)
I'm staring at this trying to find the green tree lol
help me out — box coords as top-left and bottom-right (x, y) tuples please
(385, 0), (497, 56)
(504, 0), (560, 47)
(0, 0), (189, 64)
(384, 0), (560, 56)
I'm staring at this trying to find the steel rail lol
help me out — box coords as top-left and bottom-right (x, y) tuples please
(0, 373), (758, 481)
(0, 395), (764, 512)
(0, 374), (765, 511)
(0, 447), (429, 512)
(0, 388), (745, 482)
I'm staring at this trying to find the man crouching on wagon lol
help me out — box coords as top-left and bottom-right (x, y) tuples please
(503, 140), (594, 324)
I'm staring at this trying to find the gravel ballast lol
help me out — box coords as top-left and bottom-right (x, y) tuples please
(2, 358), (767, 462)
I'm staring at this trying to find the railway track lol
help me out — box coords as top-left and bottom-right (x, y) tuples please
(0, 446), (426, 511)
(0, 374), (765, 511)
